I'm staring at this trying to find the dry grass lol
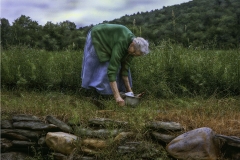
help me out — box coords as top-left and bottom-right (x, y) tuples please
(1, 90), (239, 137)
(154, 98), (240, 136)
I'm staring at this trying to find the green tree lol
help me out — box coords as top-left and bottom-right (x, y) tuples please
(42, 22), (60, 51)
(1, 18), (12, 47)
(58, 21), (77, 50)
(11, 15), (40, 47)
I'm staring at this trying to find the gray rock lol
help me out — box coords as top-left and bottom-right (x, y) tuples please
(13, 121), (59, 131)
(216, 134), (240, 160)
(45, 132), (78, 155)
(166, 127), (220, 160)
(216, 134), (240, 148)
(12, 140), (36, 147)
(1, 120), (13, 129)
(1, 131), (29, 141)
(75, 127), (122, 138)
(52, 153), (67, 160)
(1, 138), (13, 152)
(1, 152), (30, 160)
(146, 121), (183, 132)
(45, 115), (73, 133)
(12, 114), (41, 122)
(151, 131), (176, 143)
(1, 129), (42, 140)
(88, 118), (128, 128)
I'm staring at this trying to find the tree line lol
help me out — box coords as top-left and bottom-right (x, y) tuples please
(1, 16), (90, 51)
(1, 0), (240, 51)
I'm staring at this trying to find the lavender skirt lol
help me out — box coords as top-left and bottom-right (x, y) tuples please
(81, 31), (132, 95)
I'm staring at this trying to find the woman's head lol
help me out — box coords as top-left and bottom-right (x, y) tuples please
(133, 37), (149, 55)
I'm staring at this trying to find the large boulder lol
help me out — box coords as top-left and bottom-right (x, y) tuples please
(45, 132), (78, 155)
(166, 127), (220, 160)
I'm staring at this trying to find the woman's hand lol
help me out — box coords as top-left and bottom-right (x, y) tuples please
(116, 97), (125, 106)
(110, 81), (125, 106)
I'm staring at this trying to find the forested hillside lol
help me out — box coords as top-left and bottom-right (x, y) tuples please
(112, 0), (240, 48)
(1, 0), (240, 50)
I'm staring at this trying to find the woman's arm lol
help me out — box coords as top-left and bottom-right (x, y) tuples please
(110, 81), (125, 106)
(122, 76), (133, 93)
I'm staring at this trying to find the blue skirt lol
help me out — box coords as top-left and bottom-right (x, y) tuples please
(81, 31), (132, 95)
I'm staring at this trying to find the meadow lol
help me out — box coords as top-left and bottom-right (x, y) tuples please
(1, 41), (239, 97)
(1, 42), (240, 159)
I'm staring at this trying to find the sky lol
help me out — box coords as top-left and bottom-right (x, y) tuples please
(1, 0), (191, 27)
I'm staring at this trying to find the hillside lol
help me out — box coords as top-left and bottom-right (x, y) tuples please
(105, 0), (240, 48)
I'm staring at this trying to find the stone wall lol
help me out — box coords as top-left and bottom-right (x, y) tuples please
(1, 114), (240, 160)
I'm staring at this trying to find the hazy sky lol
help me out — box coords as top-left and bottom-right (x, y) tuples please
(1, 0), (191, 27)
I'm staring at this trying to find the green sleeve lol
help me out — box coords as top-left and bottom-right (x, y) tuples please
(120, 56), (133, 77)
(107, 43), (132, 82)
(107, 43), (129, 82)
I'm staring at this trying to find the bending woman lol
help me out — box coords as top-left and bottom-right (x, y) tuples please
(81, 24), (149, 106)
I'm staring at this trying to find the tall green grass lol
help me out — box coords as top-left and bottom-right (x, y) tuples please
(1, 43), (239, 97)
(131, 40), (240, 97)
(1, 46), (83, 91)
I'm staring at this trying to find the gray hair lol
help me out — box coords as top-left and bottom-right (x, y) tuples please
(133, 37), (149, 55)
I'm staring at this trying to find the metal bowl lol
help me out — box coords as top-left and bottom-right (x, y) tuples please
(124, 95), (140, 106)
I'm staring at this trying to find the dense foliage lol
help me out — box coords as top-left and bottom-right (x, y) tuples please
(1, 44), (239, 97)
(115, 0), (240, 48)
(1, 0), (240, 50)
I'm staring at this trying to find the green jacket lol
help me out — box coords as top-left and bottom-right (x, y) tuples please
(91, 24), (135, 82)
